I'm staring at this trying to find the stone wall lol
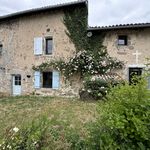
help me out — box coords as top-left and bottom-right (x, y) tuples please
(0, 10), (81, 96)
(0, 9), (150, 96)
(103, 28), (150, 80)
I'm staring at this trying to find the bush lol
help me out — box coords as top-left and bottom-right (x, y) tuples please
(80, 76), (123, 100)
(88, 78), (150, 149)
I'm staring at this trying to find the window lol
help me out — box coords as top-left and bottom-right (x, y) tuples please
(43, 72), (53, 88)
(118, 35), (128, 46)
(34, 71), (60, 89)
(0, 44), (3, 55)
(45, 38), (53, 55)
(14, 75), (21, 86)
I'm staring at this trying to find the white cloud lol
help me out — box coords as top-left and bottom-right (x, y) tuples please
(89, 0), (150, 26)
(0, 0), (150, 26)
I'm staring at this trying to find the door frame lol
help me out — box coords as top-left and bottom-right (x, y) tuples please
(127, 64), (145, 82)
(12, 74), (22, 96)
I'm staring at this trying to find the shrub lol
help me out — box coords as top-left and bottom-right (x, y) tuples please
(88, 77), (150, 149)
(80, 76), (123, 100)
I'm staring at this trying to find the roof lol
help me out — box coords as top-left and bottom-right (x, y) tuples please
(88, 23), (150, 31)
(0, 0), (87, 21)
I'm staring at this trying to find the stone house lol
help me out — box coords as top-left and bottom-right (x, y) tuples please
(0, 0), (149, 96)
(0, 1), (86, 96)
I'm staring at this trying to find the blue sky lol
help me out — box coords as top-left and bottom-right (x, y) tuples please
(0, 0), (150, 26)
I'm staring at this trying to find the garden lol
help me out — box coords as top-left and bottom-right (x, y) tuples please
(0, 77), (150, 149)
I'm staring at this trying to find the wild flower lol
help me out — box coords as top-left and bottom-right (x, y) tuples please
(13, 127), (19, 133)
(87, 90), (91, 93)
(7, 145), (12, 149)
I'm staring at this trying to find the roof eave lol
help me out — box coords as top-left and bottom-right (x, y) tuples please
(0, 0), (87, 21)
(88, 24), (150, 31)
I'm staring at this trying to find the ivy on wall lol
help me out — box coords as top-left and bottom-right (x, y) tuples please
(33, 5), (124, 78)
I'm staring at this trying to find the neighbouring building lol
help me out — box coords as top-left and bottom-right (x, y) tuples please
(88, 24), (150, 86)
(0, 0), (149, 96)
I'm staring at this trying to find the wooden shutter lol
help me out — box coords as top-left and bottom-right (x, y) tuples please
(34, 71), (41, 89)
(34, 37), (43, 55)
(52, 71), (60, 89)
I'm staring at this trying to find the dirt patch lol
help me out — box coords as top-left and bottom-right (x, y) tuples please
(0, 92), (10, 98)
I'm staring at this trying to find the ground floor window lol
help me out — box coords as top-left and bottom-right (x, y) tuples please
(34, 71), (60, 89)
(43, 72), (52, 88)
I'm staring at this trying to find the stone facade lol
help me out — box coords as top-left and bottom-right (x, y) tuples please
(0, 3), (150, 96)
(0, 10), (81, 96)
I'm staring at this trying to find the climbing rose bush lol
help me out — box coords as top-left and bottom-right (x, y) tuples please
(80, 75), (124, 100)
(33, 50), (124, 79)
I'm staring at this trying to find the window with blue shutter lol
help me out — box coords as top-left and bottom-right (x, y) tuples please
(42, 71), (60, 89)
(52, 71), (60, 89)
(34, 37), (43, 55)
(34, 71), (41, 89)
(43, 72), (52, 88)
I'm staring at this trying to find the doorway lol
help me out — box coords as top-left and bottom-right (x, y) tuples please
(129, 68), (143, 84)
(12, 74), (21, 96)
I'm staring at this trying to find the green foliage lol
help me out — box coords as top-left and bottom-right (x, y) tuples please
(80, 78), (109, 100)
(63, 6), (104, 54)
(1, 79), (150, 149)
(88, 78), (150, 149)
(0, 116), (87, 150)
(63, 6), (88, 52)
(0, 116), (50, 150)
(33, 50), (123, 79)
(80, 76), (124, 100)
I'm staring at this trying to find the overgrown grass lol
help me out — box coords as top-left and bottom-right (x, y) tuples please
(0, 96), (97, 140)
(1, 78), (149, 149)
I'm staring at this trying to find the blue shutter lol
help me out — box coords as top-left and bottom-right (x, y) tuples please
(34, 71), (41, 89)
(34, 37), (43, 55)
(52, 71), (60, 89)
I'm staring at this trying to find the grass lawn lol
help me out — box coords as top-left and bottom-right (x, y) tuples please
(0, 96), (97, 139)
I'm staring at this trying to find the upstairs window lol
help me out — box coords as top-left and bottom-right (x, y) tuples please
(118, 35), (128, 46)
(34, 37), (53, 55)
(45, 38), (53, 55)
